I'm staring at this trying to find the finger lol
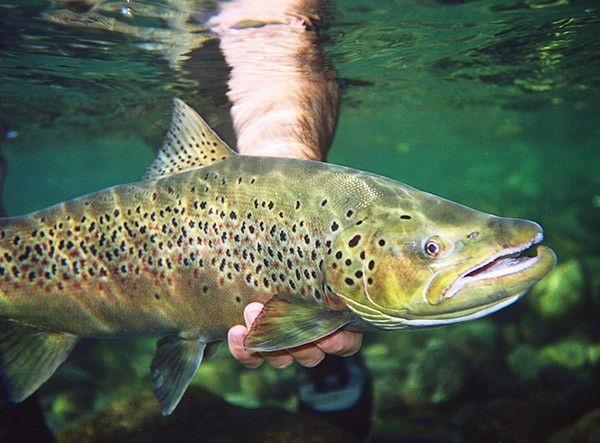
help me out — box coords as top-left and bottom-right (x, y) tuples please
(239, 302), (293, 368)
(261, 350), (295, 369)
(316, 330), (363, 357)
(243, 302), (264, 327)
(228, 325), (264, 369)
(288, 344), (326, 367)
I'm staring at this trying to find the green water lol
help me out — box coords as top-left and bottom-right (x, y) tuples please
(1, 0), (599, 441)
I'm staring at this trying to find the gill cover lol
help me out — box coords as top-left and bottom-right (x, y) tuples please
(324, 212), (419, 329)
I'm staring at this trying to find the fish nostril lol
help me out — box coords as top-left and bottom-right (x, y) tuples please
(467, 232), (479, 240)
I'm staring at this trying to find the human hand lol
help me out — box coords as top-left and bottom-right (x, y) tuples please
(228, 302), (363, 369)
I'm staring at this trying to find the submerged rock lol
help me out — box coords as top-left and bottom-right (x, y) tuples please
(507, 344), (545, 381)
(546, 407), (600, 443)
(527, 259), (588, 321)
(56, 386), (359, 443)
(541, 337), (591, 371)
(453, 398), (542, 443)
(0, 395), (55, 443)
(399, 339), (466, 406)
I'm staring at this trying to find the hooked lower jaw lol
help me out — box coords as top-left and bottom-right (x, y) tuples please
(441, 241), (544, 301)
(399, 292), (525, 328)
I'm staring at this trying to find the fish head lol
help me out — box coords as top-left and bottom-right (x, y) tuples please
(325, 188), (556, 330)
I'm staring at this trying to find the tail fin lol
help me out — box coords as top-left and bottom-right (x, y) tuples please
(0, 319), (78, 402)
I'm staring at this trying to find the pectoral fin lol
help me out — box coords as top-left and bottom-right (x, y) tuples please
(0, 319), (78, 402)
(244, 293), (353, 352)
(150, 335), (207, 415)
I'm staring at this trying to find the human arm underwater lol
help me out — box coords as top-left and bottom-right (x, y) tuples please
(211, 0), (364, 368)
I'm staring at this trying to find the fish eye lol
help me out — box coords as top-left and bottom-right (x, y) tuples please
(424, 238), (442, 258)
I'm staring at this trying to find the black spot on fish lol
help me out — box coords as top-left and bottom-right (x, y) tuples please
(378, 239), (386, 247)
(18, 247), (31, 261)
(346, 210), (354, 218)
(335, 251), (343, 260)
(321, 199), (328, 206)
(348, 235), (361, 248)
(400, 215), (411, 220)
(345, 278), (354, 286)
(368, 260), (375, 270)
(331, 221), (339, 232)
(355, 270), (363, 278)
(345, 259), (352, 266)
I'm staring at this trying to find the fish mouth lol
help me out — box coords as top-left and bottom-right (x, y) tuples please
(440, 232), (554, 302)
(440, 234), (548, 301)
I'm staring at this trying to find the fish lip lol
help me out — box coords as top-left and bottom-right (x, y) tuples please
(440, 232), (544, 301)
(402, 292), (524, 327)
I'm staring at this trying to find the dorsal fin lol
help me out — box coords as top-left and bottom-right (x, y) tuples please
(142, 98), (236, 181)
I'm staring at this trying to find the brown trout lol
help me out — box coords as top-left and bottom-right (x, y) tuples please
(0, 99), (556, 414)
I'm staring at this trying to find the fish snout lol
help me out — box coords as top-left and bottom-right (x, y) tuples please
(487, 217), (544, 249)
